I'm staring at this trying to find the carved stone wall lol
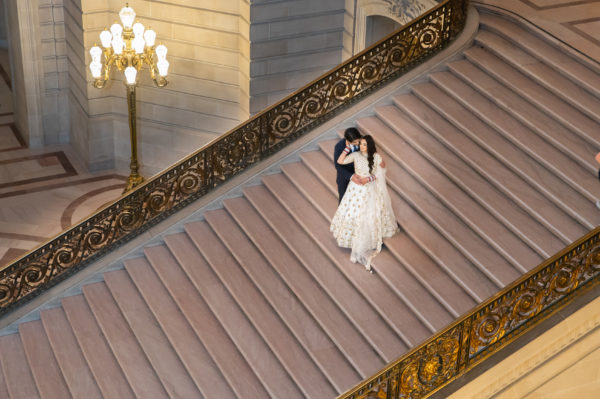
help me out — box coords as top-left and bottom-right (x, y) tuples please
(354, 0), (439, 53)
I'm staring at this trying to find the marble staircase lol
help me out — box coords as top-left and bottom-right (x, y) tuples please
(0, 11), (599, 398)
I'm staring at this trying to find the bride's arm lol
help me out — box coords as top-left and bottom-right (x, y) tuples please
(337, 146), (355, 164)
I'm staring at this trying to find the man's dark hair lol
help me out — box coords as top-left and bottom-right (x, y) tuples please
(344, 127), (361, 142)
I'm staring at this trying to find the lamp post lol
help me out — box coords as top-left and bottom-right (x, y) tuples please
(89, 3), (169, 193)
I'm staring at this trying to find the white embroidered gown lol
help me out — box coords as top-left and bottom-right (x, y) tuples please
(330, 151), (399, 266)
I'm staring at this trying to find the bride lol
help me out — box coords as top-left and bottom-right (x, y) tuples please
(330, 135), (399, 273)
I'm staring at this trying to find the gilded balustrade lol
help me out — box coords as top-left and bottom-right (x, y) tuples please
(0, 0), (467, 315)
(338, 227), (600, 399)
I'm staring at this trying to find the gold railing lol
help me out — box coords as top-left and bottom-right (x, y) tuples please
(0, 0), (468, 315)
(338, 227), (600, 399)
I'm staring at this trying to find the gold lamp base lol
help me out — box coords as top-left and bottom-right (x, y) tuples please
(123, 173), (144, 194)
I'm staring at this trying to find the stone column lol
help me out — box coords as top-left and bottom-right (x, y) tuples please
(5, 0), (45, 147)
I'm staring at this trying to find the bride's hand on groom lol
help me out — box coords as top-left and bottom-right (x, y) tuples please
(352, 175), (373, 185)
(351, 175), (364, 185)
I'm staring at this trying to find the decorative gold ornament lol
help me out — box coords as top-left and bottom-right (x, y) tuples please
(339, 229), (600, 399)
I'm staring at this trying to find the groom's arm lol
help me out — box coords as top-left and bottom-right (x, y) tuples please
(338, 165), (354, 182)
(333, 142), (355, 182)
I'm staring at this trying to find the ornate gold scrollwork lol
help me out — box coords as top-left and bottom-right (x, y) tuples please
(340, 229), (600, 399)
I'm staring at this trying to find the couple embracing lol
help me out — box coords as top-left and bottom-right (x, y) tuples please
(330, 127), (399, 273)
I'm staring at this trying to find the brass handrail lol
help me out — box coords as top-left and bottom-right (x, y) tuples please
(338, 227), (600, 399)
(0, 0), (468, 315)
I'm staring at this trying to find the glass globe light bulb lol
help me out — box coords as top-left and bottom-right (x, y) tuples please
(112, 35), (124, 55)
(90, 61), (102, 78)
(124, 66), (137, 85)
(119, 5), (135, 29)
(90, 46), (102, 62)
(157, 58), (169, 77)
(155, 44), (167, 60)
(143, 29), (156, 47)
(110, 23), (123, 37)
(133, 22), (144, 37)
(100, 30), (112, 48)
(132, 36), (145, 54)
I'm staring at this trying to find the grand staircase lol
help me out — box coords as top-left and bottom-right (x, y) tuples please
(1, 10), (599, 399)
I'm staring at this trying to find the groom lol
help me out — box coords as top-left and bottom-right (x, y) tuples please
(334, 127), (367, 203)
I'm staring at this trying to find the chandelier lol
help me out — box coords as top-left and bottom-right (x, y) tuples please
(89, 3), (169, 192)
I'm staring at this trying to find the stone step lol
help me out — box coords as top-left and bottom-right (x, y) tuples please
(0, 360), (8, 399)
(223, 196), (386, 378)
(397, 84), (589, 242)
(243, 184), (407, 361)
(103, 269), (202, 399)
(81, 282), (169, 399)
(435, 61), (598, 176)
(186, 219), (338, 398)
(474, 30), (600, 124)
(162, 233), (301, 398)
(61, 295), (135, 398)
(441, 57), (599, 173)
(395, 97), (570, 255)
(449, 61), (600, 209)
(282, 158), (455, 331)
(363, 113), (538, 275)
(359, 109), (540, 278)
(426, 69), (600, 228)
(301, 148), (479, 313)
(19, 320), (70, 399)
(137, 245), (255, 399)
(205, 208), (362, 390)
(478, 13), (600, 98)
(39, 307), (103, 399)
(261, 173), (433, 346)
(464, 46), (600, 148)
(0, 334), (41, 399)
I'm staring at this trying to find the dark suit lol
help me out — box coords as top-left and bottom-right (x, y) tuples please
(334, 139), (355, 203)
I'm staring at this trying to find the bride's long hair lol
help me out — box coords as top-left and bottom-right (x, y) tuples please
(363, 135), (377, 173)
